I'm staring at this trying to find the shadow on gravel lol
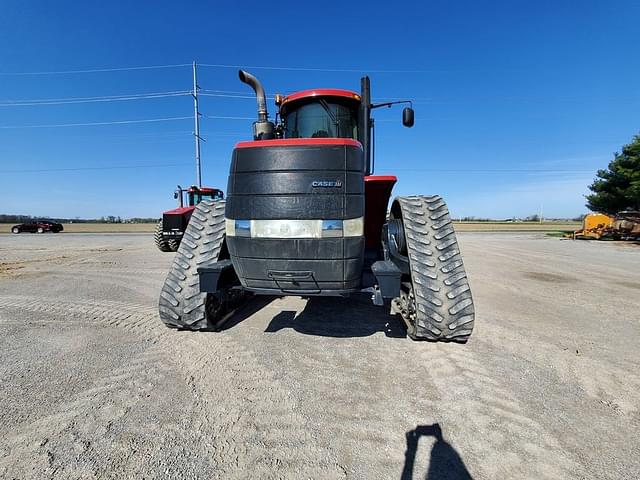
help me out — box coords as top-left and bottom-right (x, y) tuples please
(264, 296), (406, 338)
(402, 424), (473, 480)
(217, 295), (277, 331)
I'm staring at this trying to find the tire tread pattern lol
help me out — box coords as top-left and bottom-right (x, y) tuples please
(168, 238), (180, 252)
(154, 220), (172, 253)
(158, 200), (226, 329)
(397, 195), (475, 342)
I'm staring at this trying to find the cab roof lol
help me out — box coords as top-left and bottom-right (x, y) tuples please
(281, 89), (361, 108)
(187, 186), (221, 193)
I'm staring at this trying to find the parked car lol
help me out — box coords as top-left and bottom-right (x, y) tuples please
(11, 221), (64, 234)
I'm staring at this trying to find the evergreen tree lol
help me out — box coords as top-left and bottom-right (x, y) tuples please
(586, 134), (640, 214)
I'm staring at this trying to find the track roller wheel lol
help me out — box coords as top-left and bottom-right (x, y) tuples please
(390, 195), (475, 342)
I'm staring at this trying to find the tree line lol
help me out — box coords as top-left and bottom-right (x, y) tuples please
(0, 214), (159, 224)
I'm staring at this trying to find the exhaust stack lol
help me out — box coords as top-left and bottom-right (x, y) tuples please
(359, 76), (372, 175)
(238, 69), (275, 140)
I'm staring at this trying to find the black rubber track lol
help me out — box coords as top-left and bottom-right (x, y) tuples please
(393, 195), (475, 342)
(158, 200), (226, 329)
(168, 238), (180, 252)
(154, 220), (173, 253)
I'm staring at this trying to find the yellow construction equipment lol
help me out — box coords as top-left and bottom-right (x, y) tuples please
(612, 211), (640, 239)
(567, 211), (640, 240)
(572, 213), (614, 239)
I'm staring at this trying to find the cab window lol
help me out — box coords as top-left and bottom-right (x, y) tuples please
(284, 99), (358, 140)
(202, 191), (223, 201)
(189, 190), (222, 206)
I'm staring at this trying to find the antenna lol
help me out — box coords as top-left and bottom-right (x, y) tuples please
(192, 61), (203, 188)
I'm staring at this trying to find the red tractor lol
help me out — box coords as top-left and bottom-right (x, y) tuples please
(158, 70), (475, 342)
(155, 185), (223, 252)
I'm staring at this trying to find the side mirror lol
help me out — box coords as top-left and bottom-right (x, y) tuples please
(173, 192), (179, 199)
(402, 107), (414, 127)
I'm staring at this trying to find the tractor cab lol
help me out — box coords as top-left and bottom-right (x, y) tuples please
(175, 185), (224, 208)
(187, 186), (224, 206)
(277, 89), (361, 140)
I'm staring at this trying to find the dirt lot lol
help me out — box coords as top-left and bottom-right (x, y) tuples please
(0, 232), (638, 479)
(452, 222), (580, 232)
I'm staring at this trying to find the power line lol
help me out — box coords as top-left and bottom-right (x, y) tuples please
(0, 91), (191, 107)
(0, 116), (192, 129)
(201, 89), (277, 99)
(0, 62), (425, 77)
(0, 162), (193, 173)
(205, 115), (255, 120)
(200, 93), (264, 100)
(0, 164), (595, 175)
(186, 88), (640, 105)
(202, 89), (256, 95)
(376, 168), (594, 174)
(192, 61), (203, 188)
(82, 130), (196, 139)
(35, 130), (244, 140)
(199, 63), (426, 74)
(0, 63), (191, 76)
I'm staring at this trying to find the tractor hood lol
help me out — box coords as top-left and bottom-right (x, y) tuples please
(163, 206), (195, 216)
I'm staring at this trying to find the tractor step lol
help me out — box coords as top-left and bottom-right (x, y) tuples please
(198, 260), (235, 293)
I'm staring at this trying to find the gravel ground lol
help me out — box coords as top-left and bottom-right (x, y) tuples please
(0, 232), (638, 479)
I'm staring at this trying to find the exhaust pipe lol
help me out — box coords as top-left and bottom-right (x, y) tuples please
(359, 76), (372, 174)
(239, 69), (274, 140)
(239, 70), (268, 122)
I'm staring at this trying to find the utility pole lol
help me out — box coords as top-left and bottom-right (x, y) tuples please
(192, 61), (202, 188)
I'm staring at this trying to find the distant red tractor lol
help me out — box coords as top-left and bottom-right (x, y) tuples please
(155, 185), (223, 252)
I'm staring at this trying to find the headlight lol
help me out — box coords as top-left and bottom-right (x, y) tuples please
(253, 219), (322, 239)
(225, 218), (364, 239)
(225, 218), (235, 236)
(343, 217), (364, 237)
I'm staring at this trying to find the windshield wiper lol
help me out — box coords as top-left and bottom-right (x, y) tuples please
(318, 99), (339, 133)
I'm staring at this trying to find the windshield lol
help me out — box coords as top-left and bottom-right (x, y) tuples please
(201, 191), (223, 201)
(188, 190), (223, 206)
(283, 100), (358, 139)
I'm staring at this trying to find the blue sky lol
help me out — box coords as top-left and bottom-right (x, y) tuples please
(1, 0), (638, 219)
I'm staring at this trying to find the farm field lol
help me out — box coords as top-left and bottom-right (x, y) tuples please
(452, 221), (580, 232)
(0, 223), (157, 234)
(0, 221), (581, 234)
(0, 232), (638, 479)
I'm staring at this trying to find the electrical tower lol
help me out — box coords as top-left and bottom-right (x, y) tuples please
(192, 61), (203, 188)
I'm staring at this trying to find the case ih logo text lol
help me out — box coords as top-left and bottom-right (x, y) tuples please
(312, 180), (343, 188)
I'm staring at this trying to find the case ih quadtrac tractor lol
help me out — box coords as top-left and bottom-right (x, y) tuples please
(155, 185), (223, 252)
(158, 70), (475, 342)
